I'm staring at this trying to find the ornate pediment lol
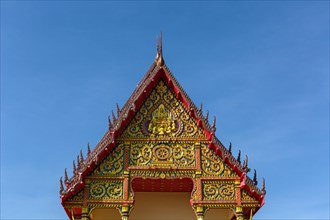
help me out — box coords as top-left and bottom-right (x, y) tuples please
(119, 80), (206, 139)
(60, 45), (265, 219)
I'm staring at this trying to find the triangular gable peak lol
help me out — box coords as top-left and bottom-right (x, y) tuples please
(60, 43), (266, 220)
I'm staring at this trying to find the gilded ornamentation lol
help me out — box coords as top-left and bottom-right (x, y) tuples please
(66, 189), (83, 202)
(120, 80), (205, 139)
(148, 104), (177, 136)
(92, 144), (124, 176)
(130, 170), (195, 179)
(201, 144), (235, 177)
(130, 143), (195, 167)
(203, 181), (235, 201)
(201, 204), (236, 209)
(130, 143), (153, 166)
(241, 190), (257, 201)
(154, 145), (172, 161)
(89, 180), (123, 200)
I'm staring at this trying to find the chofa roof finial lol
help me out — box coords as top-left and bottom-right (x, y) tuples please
(156, 32), (164, 66)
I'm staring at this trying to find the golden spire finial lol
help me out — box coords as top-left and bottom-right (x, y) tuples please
(156, 32), (164, 66)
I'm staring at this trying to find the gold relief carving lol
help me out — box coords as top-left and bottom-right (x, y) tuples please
(120, 80), (206, 139)
(92, 144), (124, 176)
(241, 190), (257, 201)
(89, 203), (121, 209)
(203, 204), (236, 209)
(203, 181), (235, 201)
(201, 144), (236, 177)
(130, 142), (195, 167)
(148, 104), (177, 136)
(67, 190), (84, 202)
(89, 180), (123, 200)
(242, 204), (261, 208)
(172, 143), (195, 166)
(130, 170), (195, 178)
(153, 144), (172, 162)
(130, 143), (153, 166)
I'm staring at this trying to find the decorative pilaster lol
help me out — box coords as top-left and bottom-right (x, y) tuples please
(124, 144), (130, 170)
(195, 171), (202, 201)
(235, 180), (241, 206)
(83, 180), (90, 206)
(123, 170), (130, 201)
(81, 180), (90, 220)
(195, 142), (201, 171)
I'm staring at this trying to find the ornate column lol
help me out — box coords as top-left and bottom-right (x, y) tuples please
(120, 205), (130, 220)
(235, 206), (244, 220)
(81, 180), (90, 220)
(123, 171), (130, 201)
(194, 206), (206, 220)
(235, 180), (242, 206)
(195, 142), (201, 171)
(81, 206), (89, 220)
(195, 143), (202, 203)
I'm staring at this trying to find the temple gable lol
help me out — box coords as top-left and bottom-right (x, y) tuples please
(119, 80), (206, 139)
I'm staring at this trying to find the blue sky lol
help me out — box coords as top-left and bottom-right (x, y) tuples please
(1, 1), (329, 219)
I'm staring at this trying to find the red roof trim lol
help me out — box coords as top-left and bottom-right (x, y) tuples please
(61, 62), (265, 206)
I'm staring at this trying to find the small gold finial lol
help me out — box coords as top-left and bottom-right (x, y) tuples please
(156, 32), (164, 66)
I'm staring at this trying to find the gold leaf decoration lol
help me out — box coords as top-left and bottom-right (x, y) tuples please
(201, 144), (236, 177)
(129, 143), (195, 167)
(120, 80), (206, 139)
(89, 180), (123, 200)
(92, 144), (124, 176)
(203, 181), (235, 200)
(241, 189), (257, 201)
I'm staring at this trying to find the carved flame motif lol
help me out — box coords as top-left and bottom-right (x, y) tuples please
(148, 104), (176, 136)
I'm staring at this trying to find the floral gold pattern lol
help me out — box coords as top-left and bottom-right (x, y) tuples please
(203, 181), (235, 201)
(89, 180), (123, 200)
(92, 144), (124, 176)
(201, 144), (236, 177)
(130, 143), (195, 167)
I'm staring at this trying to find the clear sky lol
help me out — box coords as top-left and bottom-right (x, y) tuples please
(1, 1), (329, 219)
